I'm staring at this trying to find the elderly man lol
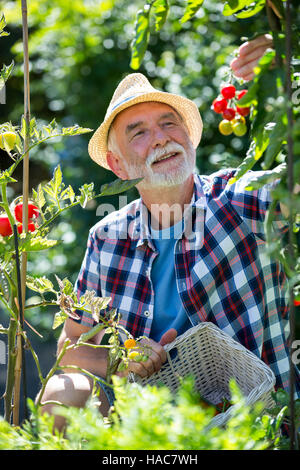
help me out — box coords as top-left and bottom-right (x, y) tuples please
(39, 35), (300, 430)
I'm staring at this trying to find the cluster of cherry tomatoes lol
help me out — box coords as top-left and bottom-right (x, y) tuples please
(212, 84), (250, 137)
(0, 202), (39, 237)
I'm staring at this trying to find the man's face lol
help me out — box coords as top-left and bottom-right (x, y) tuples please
(108, 102), (196, 190)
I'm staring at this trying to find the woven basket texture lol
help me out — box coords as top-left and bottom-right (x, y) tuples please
(129, 322), (276, 428)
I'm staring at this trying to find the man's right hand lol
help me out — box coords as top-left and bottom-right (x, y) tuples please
(117, 328), (177, 379)
(230, 34), (273, 81)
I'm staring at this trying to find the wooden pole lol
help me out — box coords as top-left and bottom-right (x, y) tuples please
(13, 0), (31, 426)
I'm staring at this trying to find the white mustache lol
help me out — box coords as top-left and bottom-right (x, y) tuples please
(145, 143), (185, 167)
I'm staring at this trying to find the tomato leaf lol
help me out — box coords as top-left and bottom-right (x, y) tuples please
(0, 14), (9, 38)
(180, 0), (205, 23)
(235, 0), (266, 18)
(26, 275), (55, 294)
(0, 170), (17, 184)
(20, 235), (58, 252)
(244, 163), (286, 191)
(32, 183), (46, 210)
(153, 0), (169, 31)
(130, 5), (151, 70)
(262, 113), (287, 170)
(99, 177), (142, 196)
(0, 61), (14, 92)
(223, 0), (254, 16)
(52, 310), (68, 329)
(77, 182), (95, 208)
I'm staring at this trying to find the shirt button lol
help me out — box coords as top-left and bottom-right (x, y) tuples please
(144, 310), (150, 317)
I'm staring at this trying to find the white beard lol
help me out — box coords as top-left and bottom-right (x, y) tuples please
(123, 141), (196, 190)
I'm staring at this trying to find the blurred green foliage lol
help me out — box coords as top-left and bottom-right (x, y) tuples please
(0, 377), (296, 450)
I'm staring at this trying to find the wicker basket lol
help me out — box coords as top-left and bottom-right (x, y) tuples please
(129, 322), (276, 428)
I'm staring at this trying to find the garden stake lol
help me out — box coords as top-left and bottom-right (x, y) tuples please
(10, 0), (31, 426)
(21, 0), (30, 300)
(12, 224), (28, 425)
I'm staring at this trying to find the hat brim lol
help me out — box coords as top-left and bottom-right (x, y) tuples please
(88, 91), (203, 169)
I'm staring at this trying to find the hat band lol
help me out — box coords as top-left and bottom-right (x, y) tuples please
(111, 91), (155, 112)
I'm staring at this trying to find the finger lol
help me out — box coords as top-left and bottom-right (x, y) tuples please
(238, 34), (273, 57)
(231, 45), (272, 76)
(241, 72), (255, 82)
(239, 44), (273, 64)
(159, 328), (177, 346)
(128, 359), (151, 378)
(231, 57), (263, 80)
(115, 358), (152, 379)
(140, 337), (167, 364)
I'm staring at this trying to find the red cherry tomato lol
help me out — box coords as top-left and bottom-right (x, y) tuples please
(237, 89), (248, 100)
(0, 214), (13, 237)
(212, 98), (228, 113)
(221, 85), (236, 100)
(14, 202), (39, 223)
(294, 300), (300, 307)
(17, 222), (37, 234)
(236, 105), (250, 117)
(222, 107), (236, 121)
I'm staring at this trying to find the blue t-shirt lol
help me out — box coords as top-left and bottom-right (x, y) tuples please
(149, 218), (192, 343)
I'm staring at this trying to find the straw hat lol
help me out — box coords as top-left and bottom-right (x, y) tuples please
(88, 73), (203, 169)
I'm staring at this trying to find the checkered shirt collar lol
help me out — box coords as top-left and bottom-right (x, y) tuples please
(128, 172), (207, 250)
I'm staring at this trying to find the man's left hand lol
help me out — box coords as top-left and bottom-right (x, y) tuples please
(117, 328), (177, 379)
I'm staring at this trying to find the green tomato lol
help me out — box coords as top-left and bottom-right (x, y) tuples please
(0, 132), (17, 151)
(218, 120), (232, 136)
(232, 122), (247, 137)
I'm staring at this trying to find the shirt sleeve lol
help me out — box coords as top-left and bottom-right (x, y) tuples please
(73, 228), (103, 328)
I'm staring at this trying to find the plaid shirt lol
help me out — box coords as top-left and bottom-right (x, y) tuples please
(75, 169), (300, 396)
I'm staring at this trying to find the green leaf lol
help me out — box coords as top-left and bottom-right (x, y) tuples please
(77, 182), (95, 208)
(20, 236), (58, 252)
(235, 0), (265, 18)
(223, 0), (253, 16)
(130, 5), (151, 70)
(61, 278), (74, 296)
(26, 275), (55, 294)
(228, 133), (269, 184)
(153, 0), (169, 31)
(262, 114), (287, 170)
(61, 185), (76, 203)
(0, 270), (9, 301)
(244, 163), (286, 191)
(180, 0), (205, 23)
(52, 310), (68, 329)
(43, 165), (64, 204)
(0, 170), (17, 184)
(52, 165), (62, 195)
(99, 177), (142, 196)
(0, 14), (9, 37)
(237, 83), (259, 107)
(32, 183), (46, 210)
(61, 125), (93, 136)
(0, 61), (14, 90)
